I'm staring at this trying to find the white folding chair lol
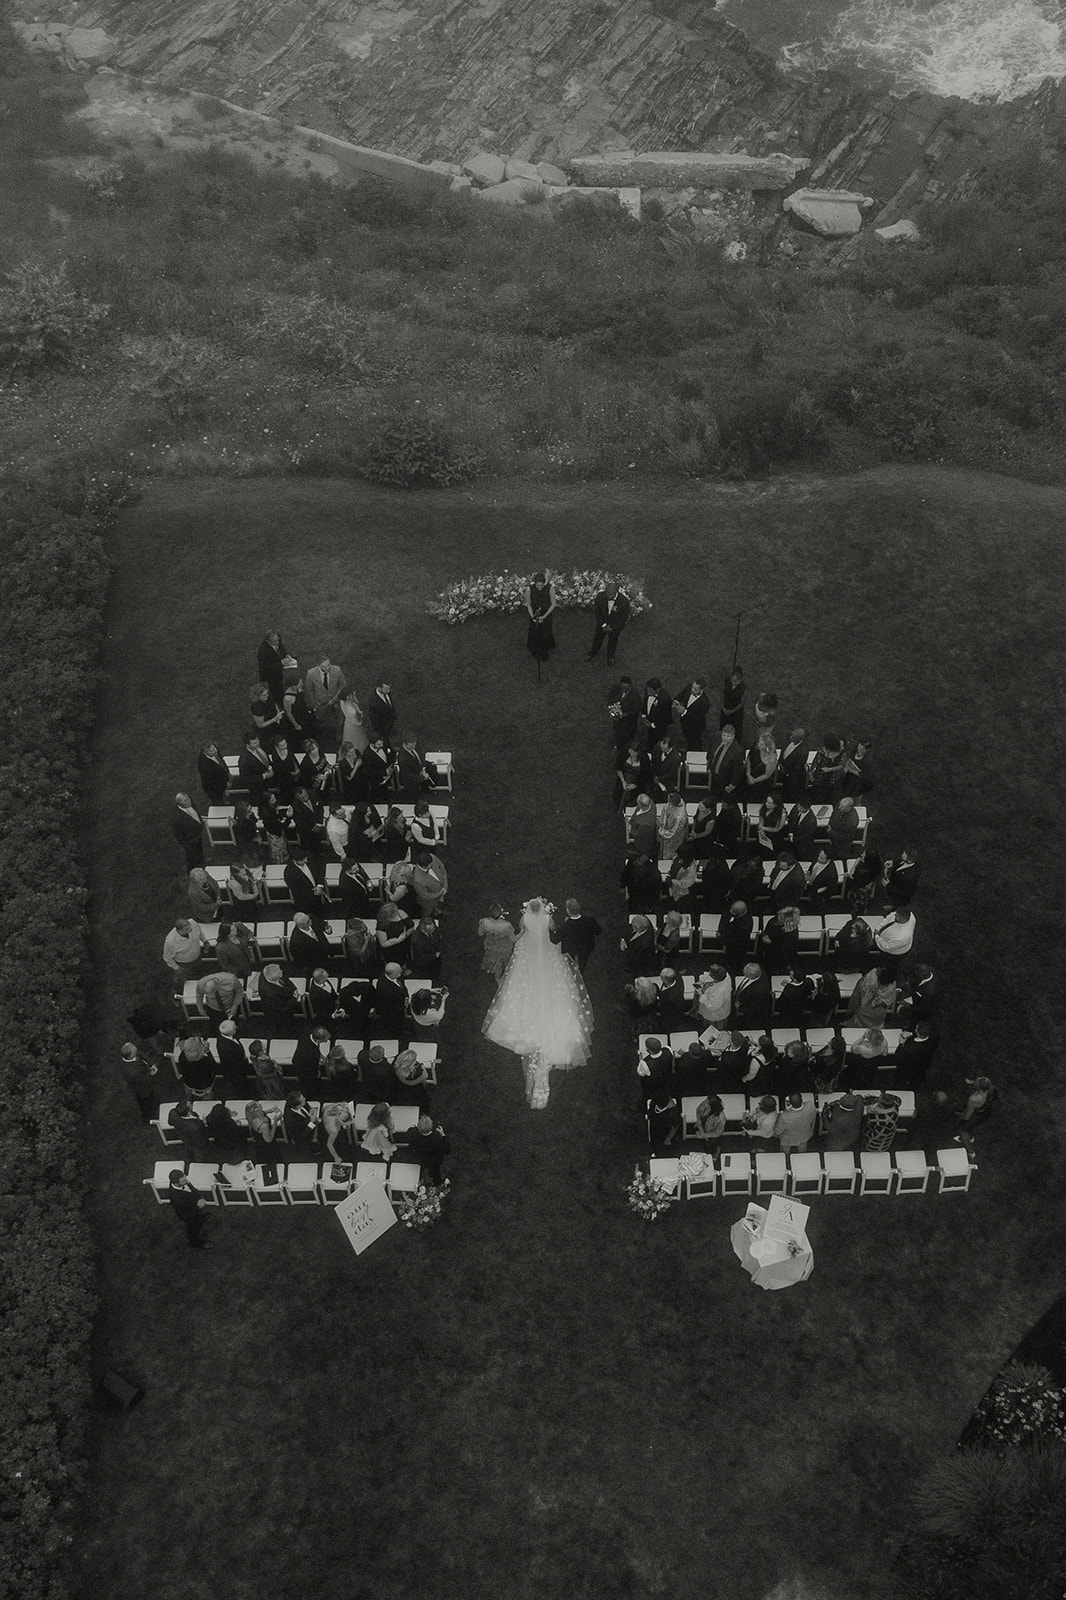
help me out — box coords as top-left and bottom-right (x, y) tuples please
(144, 1161), (184, 1203)
(217, 1162), (258, 1206)
(683, 751), (709, 790)
(354, 1160), (386, 1186)
(180, 981), (204, 1022)
(648, 1157), (684, 1199)
(681, 1096), (704, 1137)
(251, 1164), (288, 1205)
(798, 915), (825, 956)
(894, 1150), (930, 1194)
(281, 1163), (322, 1205)
(152, 1107), (183, 1148)
(804, 1028), (836, 1053)
(424, 751), (453, 791)
(263, 866), (292, 906)
(254, 921), (287, 958)
(206, 806), (236, 846)
(317, 1163), (354, 1204)
(719, 1093), (747, 1127)
(697, 913), (721, 955)
(822, 1150), (858, 1194)
(789, 1152), (823, 1196)
(771, 1027), (802, 1048)
(185, 1163), (223, 1204)
(684, 1155), (717, 1199)
(754, 1151), (788, 1195)
(386, 1162), (421, 1201)
(936, 1146), (977, 1194)
(670, 1031), (698, 1054)
(391, 1105), (420, 1133)
(408, 1041), (438, 1084)
(719, 1152), (752, 1196)
(858, 1151), (894, 1195)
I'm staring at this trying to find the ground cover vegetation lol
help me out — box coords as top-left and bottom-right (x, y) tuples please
(74, 469), (1066, 1600)
(4, 22), (1066, 501)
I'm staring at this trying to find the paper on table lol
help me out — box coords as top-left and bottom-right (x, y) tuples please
(763, 1194), (810, 1246)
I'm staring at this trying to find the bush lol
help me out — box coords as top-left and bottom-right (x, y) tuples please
(0, 260), (109, 381)
(362, 416), (485, 488)
(716, 383), (826, 475)
(971, 1361), (1066, 1449)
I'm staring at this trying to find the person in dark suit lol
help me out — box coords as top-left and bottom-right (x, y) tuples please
(256, 963), (299, 1026)
(767, 851), (806, 911)
(198, 743), (230, 807)
(361, 737), (396, 801)
(642, 679), (673, 741)
(215, 1023), (253, 1096)
(256, 630), (288, 706)
(288, 912), (333, 974)
(367, 681), (398, 743)
(621, 914), (657, 977)
(719, 669), (747, 740)
(894, 1022), (938, 1091)
(788, 797), (818, 860)
(774, 969), (814, 1027)
(707, 728), (745, 800)
(732, 962), (772, 1030)
(336, 977), (372, 1032)
(284, 851), (330, 916)
(608, 675), (641, 754)
(551, 899), (603, 973)
(636, 1037), (675, 1105)
(293, 1025), (334, 1095)
(883, 850), (920, 907)
(336, 858), (374, 919)
(620, 851), (662, 915)
(374, 963), (409, 1036)
(586, 583), (632, 665)
(656, 967), (688, 1033)
(283, 1090), (321, 1155)
(395, 1114), (451, 1187)
(270, 738), (300, 807)
(238, 734), (274, 805)
(171, 793), (210, 872)
(167, 1170), (213, 1249)
(720, 900), (754, 973)
(728, 847), (764, 909)
(898, 962), (939, 1027)
(396, 735), (436, 801)
(777, 729), (810, 803)
(673, 679), (710, 748)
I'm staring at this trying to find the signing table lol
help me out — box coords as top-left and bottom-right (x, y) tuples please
(730, 1196), (814, 1292)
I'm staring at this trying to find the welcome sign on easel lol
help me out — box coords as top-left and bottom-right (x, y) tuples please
(334, 1175), (397, 1255)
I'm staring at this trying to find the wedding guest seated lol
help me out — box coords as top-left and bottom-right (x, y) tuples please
(806, 848), (840, 906)
(774, 968), (814, 1027)
(205, 1100), (247, 1158)
(176, 1035), (217, 1098)
(648, 1085), (682, 1149)
(821, 1089), (864, 1150)
(411, 985), (448, 1029)
(322, 1103), (356, 1162)
(732, 962), (772, 1031)
(756, 906), (800, 977)
(391, 1047), (432, 1113)
(621, 914), (657, 977)
(862, 1090), (901, 1151)
(188, 866), (221, 922)
(655, 909), (685, 964)
(246, 1100), (281, 1160)
(720, 901), (754, 973)
(692, 965), (732, 1029)
(283, 1090), (321, 1155)
(846, 1027), (890, 1071)
(844, 846), (883, 913)
(361, 1102), (398, 1160)
(756, 791), (788, 858)
(788, 796), (818, 861)
(693, 1093), (726, 1154)
(742, 1095), (779, 1144)
(409, 916), (443, 979)
(394, 1114), (451, 1187)
(812, 1034), (847, 1093)
(848, 965), (898, 1029)
(774, 1092), (816, 1154)
(307, 967), (339, 1021)
(828, 796), (861, 860)
(620, 849), (662, 915)
(248, 1039), (285, 1098)
(288, 911), (333, 975)
(258, 963), (299, 1025)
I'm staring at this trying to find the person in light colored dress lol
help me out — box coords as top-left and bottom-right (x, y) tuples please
(478, 904), (516, 982)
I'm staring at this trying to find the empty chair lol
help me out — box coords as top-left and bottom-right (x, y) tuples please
(804, 1027), (836, 1053)
(424, 751), (453, 791)
(253, 921), (287, 958)
(144, 1161), (181, 1202)
(936, 1146), (977, 1194)
(670, 1030), (699, 1055)
(251, 1165), (287, 1205)
(151, 1108), (183, 1149)
(894, 1149), (930, 1194)
(216, 1161), (258, 1206)
(754, 1151), (788, 1195)
(858, 1151), (894, 1195)
(185, 1163), (223, 1204)
(386, 1161), (422, 1201)
(697, 913), (722, 955)
(263, 866), (293, 906)
(684, 751), (709, 790)
(681, 1095), (704, 1137)
(822, 1150), (858, 1195)
(354, 1160), (387, 1186)
(718, 1093), (748, 1127)
(798, 915), (825, 956)
(206, 807), (236, 846)
(280, 1163), (322, 1204)
(719, 1152), (752, 1196)
(684, 1155), (717, 1199)
(788, 1152), (823, 1196)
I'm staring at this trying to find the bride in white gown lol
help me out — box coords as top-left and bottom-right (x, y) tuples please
(482, 897), (594, 1108)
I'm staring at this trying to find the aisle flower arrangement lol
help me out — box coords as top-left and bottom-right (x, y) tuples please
(395, 1179), (452, 1229)
(625, 1170), (675, 1221)
(970, 1361), (1066, 1448)
(427, 569), (651, 625)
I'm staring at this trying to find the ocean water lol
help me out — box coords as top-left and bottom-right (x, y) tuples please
(719, 0), (1066, 101)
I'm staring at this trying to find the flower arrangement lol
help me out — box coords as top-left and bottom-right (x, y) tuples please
(625, 1169), (675, 1221)
(395, 1179), (452, 1230)
(427, 569), (651, 625)
(971, 1361), (1066, 1449)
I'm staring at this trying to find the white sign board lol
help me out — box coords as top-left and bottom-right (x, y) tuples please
(763, 1194), (810, 1247)
(334, 1176), (397, 1255)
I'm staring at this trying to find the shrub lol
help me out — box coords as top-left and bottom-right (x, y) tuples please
(0, 260), (109, 381)
(971, 1361), (1066, 1449)
(362, 416), (485, 488)
(342, 175), (422, 230)
(716, 383), (826, 475)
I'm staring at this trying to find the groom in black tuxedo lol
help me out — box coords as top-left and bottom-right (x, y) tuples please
(551, 899), (602, 974)
(586, 584), (632, 666)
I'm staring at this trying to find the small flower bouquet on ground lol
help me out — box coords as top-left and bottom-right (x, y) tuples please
(395, 1179), (452, 1230)
(971, 1361), (1066, 1448)
(427, 569), (651, 624)
(625, 1170), (675, 1221)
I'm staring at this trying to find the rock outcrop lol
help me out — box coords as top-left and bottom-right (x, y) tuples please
(783, 186), (874, 237)
(568, 150), (808, 191)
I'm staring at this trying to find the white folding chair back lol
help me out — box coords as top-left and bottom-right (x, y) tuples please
(282, 1163), (322, 1204)
(754, 1152), (788, 1194)
(252, 1165), (288, 1205)
(858, 1151), (893, 1195)
(719, 1094), (747, 1126)
(894, 1150), (930, 1194)
(386, 1162), (421, 1200)
(789, 1153), (823, 1195)
(185, 1163), (223, 1205)
(648, 1157), (683, 1198)
(822, 1150), (858, 1194)
(719, 1152), (752, 1195)
(936, 1147), (976, 1193)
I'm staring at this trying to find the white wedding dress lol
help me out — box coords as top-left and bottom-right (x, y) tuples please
(482, 900), (594, 1108)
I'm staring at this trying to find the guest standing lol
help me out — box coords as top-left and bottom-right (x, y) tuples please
(526, 571), (557, 662)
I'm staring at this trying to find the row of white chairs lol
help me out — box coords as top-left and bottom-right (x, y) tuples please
(627, 797), (871, 849)
(669, 1089), (916, 1132)
(649, 1145), (976, 1199)
(640, 1026), (902, 1065)
(146, 1158), (420, 1207)
(223, 749), (454, 794)
(205, 860), (389, 907)
(697, 910), (895, 961)
(206, 801), (451, 849)
(179, 972), (432, 1023)
(192, 917), (377, 963)
(154, 1096), (424, 1148)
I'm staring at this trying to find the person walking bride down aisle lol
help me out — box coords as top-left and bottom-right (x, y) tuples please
(482, 897), (594, 1108)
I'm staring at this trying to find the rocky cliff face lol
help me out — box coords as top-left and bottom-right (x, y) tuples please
(13, 0), (1066, 216)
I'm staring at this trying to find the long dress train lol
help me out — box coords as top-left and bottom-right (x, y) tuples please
(482, 900), (594, 1107)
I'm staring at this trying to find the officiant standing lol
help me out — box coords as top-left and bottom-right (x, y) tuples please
(526, 572), (557, 663)
(586, 582), (631, 666)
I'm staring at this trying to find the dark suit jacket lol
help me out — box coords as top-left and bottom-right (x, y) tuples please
(215, 1034), (252, 1091)
(361, 745), (394, 797)
(283, 1102), (319, 1151)
(257, 636), (287, 702)
(732, 972), (772, 1031)
(293, 1030), (334, 1092)
(238, 747), (274, 800)
(289, 919), (333, 973)
(284, 857), (328, 915)
(367, 692), (397, 742)
(610, 683), (641, 749)
(198, 752), (230, 806)
(374, 976), (408, 1034)
(337, 864), (373, 918)
(594, 589), (632, 631)
(675, 685), (710, 747)
(778, 741), (810, 802)
(789, 808), (818, 860)
(552, 914), (602, 968)
(171, 805), (205, 851)
(258, 973), (299, 1022)
(767, 863), (807, 910)
(885, 861), (920, 905)
(643, 689), (673, 739)
(708, 740), (745, 798)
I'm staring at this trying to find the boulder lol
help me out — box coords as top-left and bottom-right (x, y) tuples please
(475, 176), (544, 205)
(428, 159), (463, 177)
(568, 151), (808, 192)
(449, 175), (473, 193)
(62, 27), (117, 66)
(875, 218), (920, 243)
(462, 150), (506, 187)
(13, 20), (68, 54)
(547, 185), (641, 221)
(783, 187), (874, 237)
(645, 185), (697, 218)
(536, 161), (568, 187)
(504, 157), (542, 183)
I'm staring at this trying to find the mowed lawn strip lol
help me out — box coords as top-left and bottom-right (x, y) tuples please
(78, 467), (1066, 1600)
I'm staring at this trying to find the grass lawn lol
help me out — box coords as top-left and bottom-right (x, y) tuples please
(77, 465), (1066, 1600)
